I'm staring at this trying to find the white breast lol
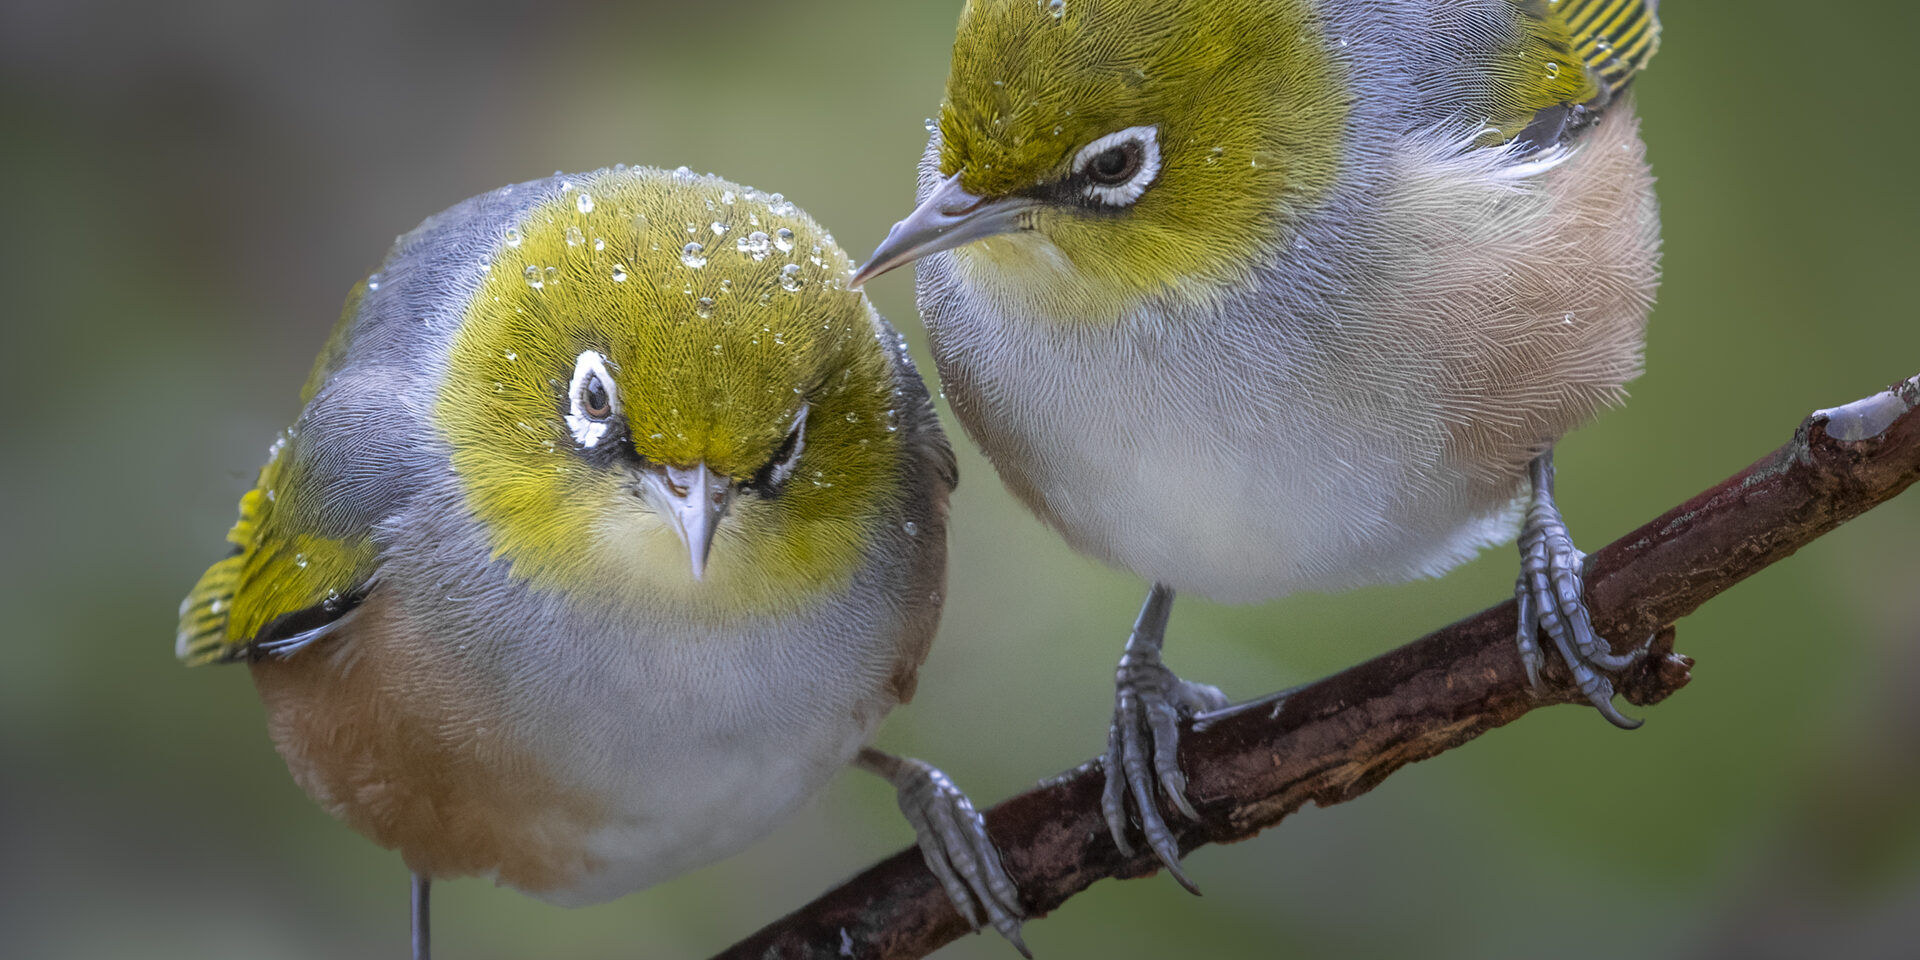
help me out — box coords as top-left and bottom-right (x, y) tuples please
(502, 593), (904, 906)
(919, 108), (1658, 603)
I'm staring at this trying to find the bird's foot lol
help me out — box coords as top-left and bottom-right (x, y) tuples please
(861, 749), (1028, 956)
(1516, 452), (1652, 729)
(1101, 585), (1225, 893)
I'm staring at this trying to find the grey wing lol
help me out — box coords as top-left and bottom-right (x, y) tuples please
(873, 308), (957, 705)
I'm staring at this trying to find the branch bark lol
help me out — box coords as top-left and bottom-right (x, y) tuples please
(716, 374), (1920, 960)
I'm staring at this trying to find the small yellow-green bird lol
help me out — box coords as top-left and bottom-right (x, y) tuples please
(178, 167), (1024, 956)
(855, 0), (1662, 885)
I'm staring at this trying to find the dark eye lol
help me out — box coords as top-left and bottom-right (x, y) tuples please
(1073, 126), (1162, 206)
(1087, 145), (1140, 185)
(581, 374), (612, 419)
(746, 406), (809, 496)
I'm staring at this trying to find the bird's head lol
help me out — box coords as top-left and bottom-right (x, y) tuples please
(438, 168), (910, 616)
(855, 0), (1351, 317)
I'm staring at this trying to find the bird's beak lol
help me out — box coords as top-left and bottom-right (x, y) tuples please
(650, 462), (734, 581)
(851, 171), (1035, 288)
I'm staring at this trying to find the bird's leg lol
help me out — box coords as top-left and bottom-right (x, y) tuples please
(1515, 448), (1651, 729)
(1102, 583), (1227, 893)
(410, 873), (430, 960)
(856, 748), (1028, 957)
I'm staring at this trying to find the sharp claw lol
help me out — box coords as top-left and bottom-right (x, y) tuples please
(1105, 583), (1205, 894)
(1121, 718), (1157, 832)
(867, 751), (1027, 950)
(1516, 572), (1546, 694)
(1545, 589), (1643, 731)
(1513, 449), (1658, 729)
(1158, 844), (1203, 896)
(1102, 753), (1136, 857)
(1162, 774), (1201, 823)
(1145, 696), (1199, 821)
(1119, 703), (1197, 892)
(1573, 665), (1642, 729)
(1598, 701), (1644, 730)
(1004, 927), (1034, 960)
(1584, 649), (1644, 672)
(1102, 717), (1136, 856)
(916, 802), (982, 931)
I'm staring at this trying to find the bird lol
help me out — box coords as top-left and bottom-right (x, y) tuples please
(177, 166), (1025, 957)
(853, 0), (1663, 887)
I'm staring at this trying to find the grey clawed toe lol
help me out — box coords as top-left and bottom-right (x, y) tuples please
(1101, 583), (1226, 894)
(858, 748), (1029, 956)
(1515, 450), (1652, 729)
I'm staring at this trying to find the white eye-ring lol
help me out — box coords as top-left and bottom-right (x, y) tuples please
(1074, 125), (1162, 207)
(767, 403), (809, 488)
(565, 350), (619, 448)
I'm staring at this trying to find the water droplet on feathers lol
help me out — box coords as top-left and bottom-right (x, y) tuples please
(576, 192), (595, 213)
(682, 243), (708, 268)
(738, 231), (771, 260)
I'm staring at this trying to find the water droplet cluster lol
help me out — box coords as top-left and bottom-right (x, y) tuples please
(482, 169), (868, 345)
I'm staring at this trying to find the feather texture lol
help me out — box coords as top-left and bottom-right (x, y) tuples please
(178, 168), (956, 903)
(916, 0), (1661, 601)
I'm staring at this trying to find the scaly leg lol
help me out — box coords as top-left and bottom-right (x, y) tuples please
(1515, 449), (1650, 729)
(1101, 583), (1228, 893)
(857, 748), (1028, 957)
(411, 873), (430, 960)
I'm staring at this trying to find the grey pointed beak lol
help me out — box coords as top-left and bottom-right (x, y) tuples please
(850, 171), (1036, 288)
(650, 462), (733, 581)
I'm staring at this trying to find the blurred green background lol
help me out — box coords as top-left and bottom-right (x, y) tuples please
(4, 1), (1917, 957)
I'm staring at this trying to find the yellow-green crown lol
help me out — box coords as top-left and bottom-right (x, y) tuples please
(438, 167), (907, 615)
(937, 0), (1349, 301)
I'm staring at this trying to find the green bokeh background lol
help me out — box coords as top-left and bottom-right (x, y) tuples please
(4, 1), (1917, 957)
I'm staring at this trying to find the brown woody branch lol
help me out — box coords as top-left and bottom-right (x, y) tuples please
(715, 374), (1920, 960)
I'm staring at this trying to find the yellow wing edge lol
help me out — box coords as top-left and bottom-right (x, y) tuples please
(1549, 0), (1661, 98)
(176, 487), (271, 666)
(176, 452), (379, 667)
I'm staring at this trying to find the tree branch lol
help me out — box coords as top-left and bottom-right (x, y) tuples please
(716, 374), (1920, 960)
